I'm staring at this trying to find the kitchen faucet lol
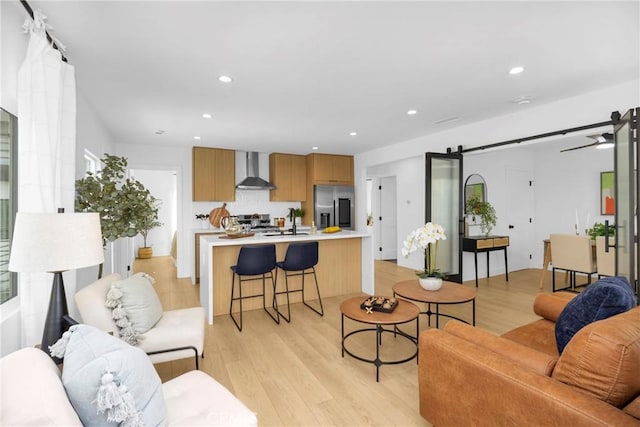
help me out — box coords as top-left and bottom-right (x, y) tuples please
(289, 208), (297, 235)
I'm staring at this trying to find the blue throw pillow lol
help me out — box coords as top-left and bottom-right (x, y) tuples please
(555, 276), (636, 353)
(53, 324), (167, 426)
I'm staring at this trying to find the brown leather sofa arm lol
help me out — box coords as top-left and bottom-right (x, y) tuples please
(419, 328), (639, 427)
(443, 321), (557, 376)
(533, 291), (576, 321)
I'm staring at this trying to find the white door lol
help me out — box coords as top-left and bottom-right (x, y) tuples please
(505, 168), (534, 271)
(379, 176), (397, 260)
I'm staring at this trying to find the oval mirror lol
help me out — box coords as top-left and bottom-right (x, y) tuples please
(464, 174), (487, 206)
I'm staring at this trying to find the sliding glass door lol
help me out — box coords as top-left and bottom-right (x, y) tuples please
(425, 152), (463, 282)
(614, 108), (639, 298)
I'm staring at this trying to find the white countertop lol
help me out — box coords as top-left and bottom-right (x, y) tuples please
(200, 229), (369, 247)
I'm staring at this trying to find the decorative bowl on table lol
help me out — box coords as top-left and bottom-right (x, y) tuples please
(360, 296), (398, 313)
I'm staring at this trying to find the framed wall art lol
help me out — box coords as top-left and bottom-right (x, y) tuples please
(600, 171), (615, 215)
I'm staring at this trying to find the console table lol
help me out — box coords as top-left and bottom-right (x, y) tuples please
(462, 236), (509, 287)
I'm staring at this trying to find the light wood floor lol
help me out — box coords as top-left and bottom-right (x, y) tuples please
(134, 256), (553, 427)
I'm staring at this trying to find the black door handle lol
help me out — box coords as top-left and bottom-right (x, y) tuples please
(508, 225), (515, 229)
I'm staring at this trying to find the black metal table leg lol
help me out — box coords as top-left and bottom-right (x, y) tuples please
(504, 247), (509, 282)
(474, 251), (479, 287)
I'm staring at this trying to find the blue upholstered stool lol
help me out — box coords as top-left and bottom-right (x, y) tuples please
(275, 241), (324, 322)
(229, 244), (279, 331)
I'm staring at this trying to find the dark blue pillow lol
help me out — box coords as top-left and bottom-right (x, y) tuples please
(555, 276), (636, 354)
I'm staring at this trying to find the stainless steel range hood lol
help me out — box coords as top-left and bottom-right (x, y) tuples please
(236, 152), (276, 190)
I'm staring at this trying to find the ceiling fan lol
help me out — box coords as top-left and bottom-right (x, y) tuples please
(560, 133), (614, 152)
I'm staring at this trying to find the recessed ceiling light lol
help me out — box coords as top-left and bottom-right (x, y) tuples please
(154, 130), (165, 135)
(434, 116), (460, 125)
(193, 136), (201, 140)
(509, 66), (524, 75)
(596, 142), (614, 150)
(407, 110), (417, 115)
(312, 146), (319, 150)
(512, 95), (534, 105)
(218, 75), (233, 83)
(202, 113), (212, 119)
(349, 132), (357, 136)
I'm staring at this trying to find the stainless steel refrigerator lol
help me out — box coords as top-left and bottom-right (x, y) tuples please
(314, 185), (355, 230)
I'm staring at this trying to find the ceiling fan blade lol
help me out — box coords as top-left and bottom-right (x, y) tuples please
(560, 141), (598, 152)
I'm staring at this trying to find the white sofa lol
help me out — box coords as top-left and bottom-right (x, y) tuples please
(0, 347), (258, 426)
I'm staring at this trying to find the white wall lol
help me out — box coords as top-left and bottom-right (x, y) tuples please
(75, 92), (117, 286)
(357, 79), (638, 284)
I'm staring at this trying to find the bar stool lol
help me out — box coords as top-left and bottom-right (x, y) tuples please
(275, 241), (324, 322)
(229, 244), (279, 331)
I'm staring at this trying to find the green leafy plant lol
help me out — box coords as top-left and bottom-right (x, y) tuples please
(465, 194), (497, 236)
(76, 154), (163, 275)
(587, 222), (615, 240)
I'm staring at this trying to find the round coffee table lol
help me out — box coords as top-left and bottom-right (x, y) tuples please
(392, 280), (476, 328)
(340, 296), (419, 382)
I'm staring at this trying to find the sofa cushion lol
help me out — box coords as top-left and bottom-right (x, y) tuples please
(59, 324), (167, 426)
(555, 276), (636, 353)
(163, 370), (258, 426)
(76, 273), (121, 335)
(552, 307), (640, 408)
(106, 272), (163, 345)
(0, 347), (82, 425)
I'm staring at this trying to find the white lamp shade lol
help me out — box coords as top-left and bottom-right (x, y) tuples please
(9, 212), (104, 273)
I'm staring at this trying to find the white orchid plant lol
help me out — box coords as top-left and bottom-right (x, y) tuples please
(401, 222), (447, 279)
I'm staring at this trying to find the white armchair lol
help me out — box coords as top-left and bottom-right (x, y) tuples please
(75, 273), (205, 368)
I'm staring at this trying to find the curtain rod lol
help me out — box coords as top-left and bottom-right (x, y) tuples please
(455, 115), (617, 154)
(20, 0), (68, 63)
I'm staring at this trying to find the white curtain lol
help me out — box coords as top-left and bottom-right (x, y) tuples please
(17, 10), (76, 347)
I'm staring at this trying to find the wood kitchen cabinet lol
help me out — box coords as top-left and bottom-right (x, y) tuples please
(192, 147), (235, 201)
(307, 153), (354, 185)
(269, 153), (306, 201)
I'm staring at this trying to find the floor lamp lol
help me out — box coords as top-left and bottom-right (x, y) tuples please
(8, 212), (104, 357)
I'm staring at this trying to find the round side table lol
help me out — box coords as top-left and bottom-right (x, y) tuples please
(340, 296), (419, 382)
(393, 280), (476, 328)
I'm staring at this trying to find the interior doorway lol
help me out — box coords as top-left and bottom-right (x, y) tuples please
(378, 176), (397, 260)
(129, 169), (177, 258)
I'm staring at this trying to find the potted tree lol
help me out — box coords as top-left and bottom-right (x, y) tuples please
(465, 194), (497, 236)
(76, 154), (163, 273)
(127, 180), (162, 259)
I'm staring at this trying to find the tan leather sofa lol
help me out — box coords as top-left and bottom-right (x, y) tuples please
(418, 292), (640, 426)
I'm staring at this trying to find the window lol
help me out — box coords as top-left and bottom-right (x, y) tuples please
(84, 149), (99, 175)
(1, 109), (18, 304)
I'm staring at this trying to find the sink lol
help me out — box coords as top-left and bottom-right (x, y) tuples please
(263, 232), (309, 237)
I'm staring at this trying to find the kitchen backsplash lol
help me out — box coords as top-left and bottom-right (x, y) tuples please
(193, 189), (301, 229)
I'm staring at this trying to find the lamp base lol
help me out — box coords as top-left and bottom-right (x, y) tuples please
(41, 272), (69, 363)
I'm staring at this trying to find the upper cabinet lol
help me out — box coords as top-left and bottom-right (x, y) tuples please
(269, 153), (306, 201)
(307, 153), (354, 185)
(192, 147), (236, 201)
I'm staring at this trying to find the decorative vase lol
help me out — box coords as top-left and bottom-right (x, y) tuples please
(418, 277), (443, 291)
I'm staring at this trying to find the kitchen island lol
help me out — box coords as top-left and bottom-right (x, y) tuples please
(199, 230), (374, 324)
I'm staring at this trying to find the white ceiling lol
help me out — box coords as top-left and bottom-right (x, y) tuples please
(27, 1), (640, 155)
